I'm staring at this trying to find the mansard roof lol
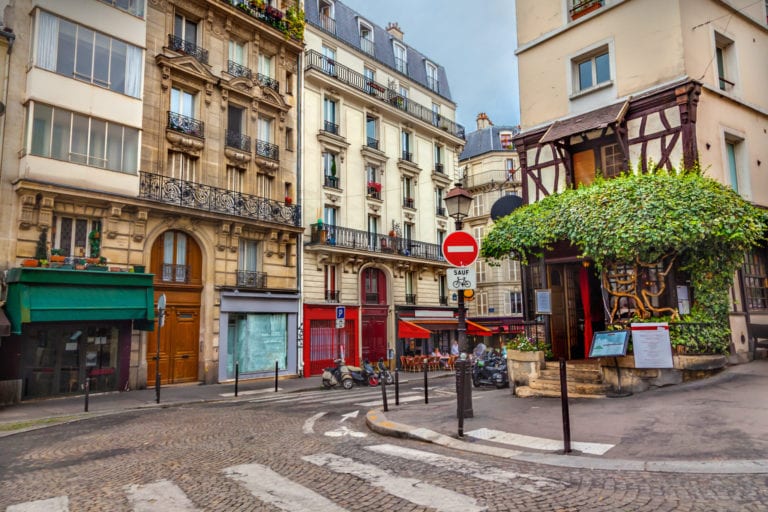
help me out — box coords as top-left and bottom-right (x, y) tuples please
(460, 125), (520, 161)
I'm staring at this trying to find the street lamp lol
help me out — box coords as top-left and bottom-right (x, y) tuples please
(444, 184), (473, 352)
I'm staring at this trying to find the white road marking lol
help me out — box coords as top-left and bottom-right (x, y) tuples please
(339, 410), (359, 422)
(219, 387), (283, 397)
(224, 462), (348, 512)
(302, 412), (326, 434)
(303, 453), (486, 512)
(7, 497), (69, 512)
(467, 427), (614, 455)
(324, 425), (366, 438)
(366, 444), (567, 493)
(355, 394), (434, 407)
(125, 480), (199, 512)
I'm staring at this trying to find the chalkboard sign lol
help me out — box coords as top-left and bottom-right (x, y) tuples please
(588, 330), (630, 358)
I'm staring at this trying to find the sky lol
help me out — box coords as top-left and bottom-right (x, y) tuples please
(339, 0), (520, 132)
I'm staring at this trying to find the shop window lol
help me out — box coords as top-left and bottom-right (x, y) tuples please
(226, 313), (288, 378)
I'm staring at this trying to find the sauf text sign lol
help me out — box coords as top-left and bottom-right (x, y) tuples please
(448, 267), (476, 290)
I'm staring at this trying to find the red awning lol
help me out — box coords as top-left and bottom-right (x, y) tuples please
(403, 318), (493, 337)
(398, 320), (432, 339)
(467, 320), (493, 337)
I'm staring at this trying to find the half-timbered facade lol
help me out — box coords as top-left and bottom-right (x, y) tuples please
(515, 0), (767, 361)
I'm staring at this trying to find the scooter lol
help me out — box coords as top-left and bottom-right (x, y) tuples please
(346, 360), (379, 387)
(322, 359), (351, 389)
(376, 357), (395, 385)
(472, 353), (509, 388)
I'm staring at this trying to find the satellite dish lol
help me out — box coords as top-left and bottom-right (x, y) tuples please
(490, 194), (524, 221)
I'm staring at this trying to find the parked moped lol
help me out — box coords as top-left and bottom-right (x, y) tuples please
(472, 353), (509, 388)
(376, 357), (395, 385)
(346, 360), (379, 387)
(322, 359), (347, 389)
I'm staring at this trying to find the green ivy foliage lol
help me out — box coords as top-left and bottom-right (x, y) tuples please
(481, 165), (768, 352)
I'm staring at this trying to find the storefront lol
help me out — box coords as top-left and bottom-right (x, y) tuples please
(396, 308), (493, 360)
(218, 291), (300, 381)
(0, 268), (155, 403)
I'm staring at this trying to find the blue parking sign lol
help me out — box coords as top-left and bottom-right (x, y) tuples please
(336, 306), (345, 319)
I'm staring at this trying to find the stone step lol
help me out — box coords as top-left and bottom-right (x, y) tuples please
(527, 377), (612, 396)
(514, 385), (608, 399)
(538, 367), (603, 383)
(755, 347), (768, 360)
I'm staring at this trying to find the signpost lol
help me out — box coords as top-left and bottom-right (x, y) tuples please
(447, 267), (476, 290)
(336, 305), (345, 329)
(441, 231), (479, 267)
(155, 293), (166, 404)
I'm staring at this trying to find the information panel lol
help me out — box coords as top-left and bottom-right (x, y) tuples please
(588, 330), (629, 358)
(631, 323), (674, 368)
(535, 289), (552, 315)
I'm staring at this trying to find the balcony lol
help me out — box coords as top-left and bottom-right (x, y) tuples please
(308, 224), (445, 262)
(366, 137), (379, 150)
(436, 206), (446, 217)
(323, 120), (340, 135)
(304, 50), (465, 139)
(139, 171), (301, 226)
(360, 36), (374, 55)
(226, 131), (251, 152)
(236, 270), (267, 289)
(257, 73), (280, 92)
(439, 295), (448, 306)
(319, 13), (335, 34)
(434, 163), (445, 175)
(325, 290), (341, 303)
(367, 182), (382, 199)
(570, 0), (604, 20)
(405, 294), (417, 305)
(167, 111), (204, 138)
(161, 263), (189, 283)
(228, 60), (252, 80)
(255, 139), (279, 160)
(324, 175), (340, 189)
(403, 197), (415, 209)
(401, 151), (413, 162)
(221, 1), (297, 41)
(168, 34), (209, 65)
(463, 169), (522, 189)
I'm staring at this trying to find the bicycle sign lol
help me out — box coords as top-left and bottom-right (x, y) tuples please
(447, 267), (475, 290)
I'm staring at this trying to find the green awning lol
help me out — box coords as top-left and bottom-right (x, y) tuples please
(4, 267), (155, 335)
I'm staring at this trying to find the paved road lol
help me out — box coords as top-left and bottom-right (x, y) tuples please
(2, 383), (767, 511)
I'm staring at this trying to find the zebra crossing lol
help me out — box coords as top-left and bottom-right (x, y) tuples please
(4, 444), (568, 511)
(232, 385), (456, 407)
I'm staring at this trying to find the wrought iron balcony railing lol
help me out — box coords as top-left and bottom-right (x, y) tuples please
(405, 294), (417, 305)
(403, 197), (415, 209)
(324, 175), (340, 189)
(439, 295), (448, 306)
(139, 171), (301, 226)
(304, 50), (465, 139)
(255, 139), (279, 160)
(308, 224), (445, 262)
(168, 34), (209, 64)
(237, 270), (267, 289)
(323, 120), (339, 135)
(325, 290), (341, 303)
(434, 163), (445, 174)
(228, 60), (252, 79)
(365, 292), (381, 304)
(366, 137), (379, 150)
(463, 169), (522, 189)
(360, 36), (374, 55)
(226, 130), (251, 152)
(257, 73), (280, 92)
(401, 151), (412, 162)
(167, 111), (204, 138)
(436, 206), (446, 216)
(367, 188), (381, 200)
(161, 263), (189, 283)
(319, 13), (336, 34)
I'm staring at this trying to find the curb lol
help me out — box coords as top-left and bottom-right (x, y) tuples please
(364, 409), (768, 475)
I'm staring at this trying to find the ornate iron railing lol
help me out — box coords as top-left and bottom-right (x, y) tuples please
(304, 50), (465, 139)
(439, 295), (449, 306)
(325, 290), (341, 303)
(222, 0), (292, 37)
(401, 151), (412, 162)
(323, 120), (339, 135)
(228, 60), (252, 79)
(367, 137), (379, 150)
(308, 224), (444, 262)
(434, 163), (445, 174)
(405, 294), (417, 305)
(168, 34), (209, 64)
(237, 270), (267, 289)
(255, 139), (279, 160)
(403, 197), (415, 208)
(367, 187), (381, 200)
(257, 73), (280, 92)
(161, 263), (189, 283)
(324, 175), (340, 189)
(167, 111), (204, 138)
(139, 171), (301, 226)
(225, 130), (251, 152)
(436, 206), (446, 216)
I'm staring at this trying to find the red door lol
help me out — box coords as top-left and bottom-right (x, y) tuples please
(362, 306), (388, 362)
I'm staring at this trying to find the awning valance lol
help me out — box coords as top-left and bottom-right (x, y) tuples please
(403, 318), (493, 337)
(4, 267), (156, 335)
(398, 320), (432, 339)
(539, 100), (629, 144)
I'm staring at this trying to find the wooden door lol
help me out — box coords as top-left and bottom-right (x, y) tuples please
(147, 304), (200, 385)
(573, 149), (596, 187)
(548, 266), (568, 359)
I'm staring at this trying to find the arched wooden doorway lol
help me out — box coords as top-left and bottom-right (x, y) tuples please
(147, 230), (203, 385)
(360, 267), (388, 362)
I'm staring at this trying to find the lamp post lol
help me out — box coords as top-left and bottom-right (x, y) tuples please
(444, 184), (473, 353)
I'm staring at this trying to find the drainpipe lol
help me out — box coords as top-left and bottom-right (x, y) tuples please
(296, 47), (304, 376)
(0, 27), (15, 274)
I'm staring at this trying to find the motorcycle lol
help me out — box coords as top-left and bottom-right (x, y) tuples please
(376, 357), (395, 385)
(322, 359), (352, 389)
(472, 353), (509, 388)
(346, 360), (379, 387)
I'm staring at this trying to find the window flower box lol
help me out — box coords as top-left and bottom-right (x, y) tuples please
(367, 181), (382, 193)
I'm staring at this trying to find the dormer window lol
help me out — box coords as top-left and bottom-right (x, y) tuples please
(393, 41), (407, 74)
(319, 0), (335, 33)
(359, 21), (374, 55)
(425, 61), (439, 92)
(499, 131), (514, 150)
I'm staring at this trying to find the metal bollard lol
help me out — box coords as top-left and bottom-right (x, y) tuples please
(235, 361), (239, 397)
(381, 376), (388, 412)
(423, 359), (429, 404)
(457, 364), (464, 437)
(395, 369), (400, 406)
(559, 358), (572, 454)
(275, 361), (279, 392)
(84, 377), (90, 413)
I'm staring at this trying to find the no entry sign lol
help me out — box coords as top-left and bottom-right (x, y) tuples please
(442, 231), (479, 267)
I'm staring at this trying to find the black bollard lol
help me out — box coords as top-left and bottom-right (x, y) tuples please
(423, 359), (429, 404)
(84, 377), (90, 413)
(559, 358), (572, 454)
(235, 361), (239, 397)
(381, 376), (388, 412)
(394, 369), (400, 405)
(275, 361), (279, 392)
(457, 363), (464, 437)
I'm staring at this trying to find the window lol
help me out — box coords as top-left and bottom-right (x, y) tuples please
(434, 143), (444, 173)
(510, 291), (524, 315)
(324, 206), (338, 233)
(98, 0), (145, 17)
(425, 61), (439, 91)
(432, 103), (440, 126)
(744, 249), (768, 310)
(715, 32), (736, 91)
(52, 216), (99, 257)
(29, 103), (139, 173)
(574, 48), (610, 92)
(228, 40), (250, 79)
(435, 187), (445, 216)
(319, 0), (335, 32)
(364, 67), (376, 95)
(324, 264), (338, 302)
(36, 11), (142, 98)
(725, 134), (746, 194)
(321, 45), (336, 75)
(258, 116), (273, 143)
(393, 41), (407, 74)
(509, 259), (521, 282)
(600, 143), (623, 178)
(472, 193), (484, 217)
(174, 13), (198, 44)
(227, 165), (243, 192)
(162, 230), (188, 283)
(258, 54), (273, 79)
(167, 151), (197, 182)
(366, 114), (378, 148)
(401, 130), (411, 161)
(476, 292), (488, 316)
(402, 177), (414, 207)
(227, 104), (247, 150)
(323, 152), (339, 188)
(323, 97), (338, 134)
(171, 87), (196, 117)
(256, 172), (271, 197)
(477, 259), (486, 283)
(403, 222), (413, 243)
(359, 22), (374, 54)
(437, 229), (445, 247)
(239, 239), (259, 272)
(500, 131), (514, 149)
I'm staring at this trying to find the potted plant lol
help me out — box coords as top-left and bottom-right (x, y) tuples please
(367, 181), (382, 196)
(506, 333), (549, 386)
(50, 248), (66, 262)
(285, 196), (292, 205)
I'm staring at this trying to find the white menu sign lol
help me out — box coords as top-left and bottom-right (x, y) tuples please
(631, 323), (674, 368)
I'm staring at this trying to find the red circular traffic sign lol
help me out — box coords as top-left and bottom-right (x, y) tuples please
(442, 231), (479, 267)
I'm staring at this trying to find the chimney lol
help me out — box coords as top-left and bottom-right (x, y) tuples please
(386, 22), (403, 40)
(476, 112), (493, 130)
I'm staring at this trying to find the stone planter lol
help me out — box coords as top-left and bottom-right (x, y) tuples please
(507, 350), (545, 386)
(599, 354), (727, 392)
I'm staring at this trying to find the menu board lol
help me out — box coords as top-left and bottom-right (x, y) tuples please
(588, 330), (629, 358)
(535, 289), (552, 315)
(631, 323), (674, 368)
